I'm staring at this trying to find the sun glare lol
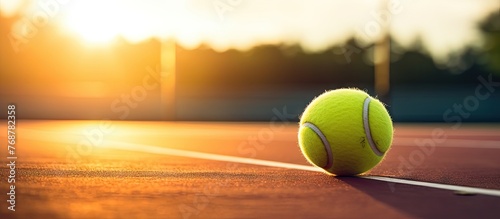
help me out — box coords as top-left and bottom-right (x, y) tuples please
(39, 0), (500, 59)
(58, 0), (190, 45)
(60, 1), (122, 44)
(63, 18), (118, 44)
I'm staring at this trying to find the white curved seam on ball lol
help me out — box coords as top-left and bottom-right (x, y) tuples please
(363, 97), (383, 156)
(303, 122), (333, 169)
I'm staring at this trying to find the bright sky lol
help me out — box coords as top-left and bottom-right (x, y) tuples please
(1, 0), (499, 64)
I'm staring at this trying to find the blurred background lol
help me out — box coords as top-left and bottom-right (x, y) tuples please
(0, 0), (499, 122)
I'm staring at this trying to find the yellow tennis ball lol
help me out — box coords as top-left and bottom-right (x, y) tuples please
(298, 88), (393, 176)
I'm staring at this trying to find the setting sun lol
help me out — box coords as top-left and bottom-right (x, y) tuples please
(58, 0), (194, 45)
(62, 15), (118, 44)
(60, 0), (129, 44)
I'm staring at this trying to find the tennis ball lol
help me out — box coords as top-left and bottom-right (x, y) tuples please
(298, 88), (393, 176)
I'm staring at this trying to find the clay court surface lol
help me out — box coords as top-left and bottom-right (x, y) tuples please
(1, 120), (499, 218)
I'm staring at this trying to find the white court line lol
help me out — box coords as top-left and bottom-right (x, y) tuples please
(104, 140), (500, 197)
(393, 137), (500, 149)
(362, 176), (500, 197)
(103, 140), (321, 172)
